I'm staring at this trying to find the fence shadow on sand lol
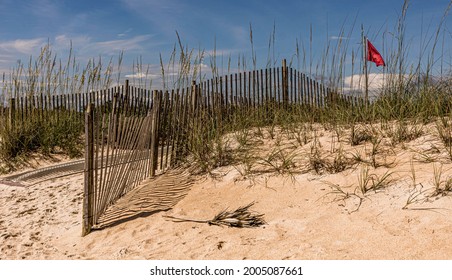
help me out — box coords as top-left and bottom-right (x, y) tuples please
(92, 168), (193, 230)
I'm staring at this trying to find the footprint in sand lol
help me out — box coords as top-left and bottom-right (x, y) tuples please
(30, 232), (41, 242)
(25, 197), (36, 202)
(115, 248), (129, 259)
(216, 241), (225, 250)
(16, 207), (37, 218)
(15, 197), (26, 203)
(22, 242), (33, 248)
(240, 237), (256, 246)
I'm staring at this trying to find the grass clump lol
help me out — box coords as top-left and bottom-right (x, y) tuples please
(385, 121), (424, 146)
(430, 163), (452, 197)
(258, 146), (298, 176)
(307, 139), (356, 175)
(0, 110), (83, 172)
(357, 166), (395, 195)
(350, 124), (374, 146)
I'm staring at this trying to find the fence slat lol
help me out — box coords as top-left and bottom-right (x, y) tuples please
(82, 103), (94, 237)
(150, 90), (161, 177)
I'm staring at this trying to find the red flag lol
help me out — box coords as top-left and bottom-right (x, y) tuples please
(367, 39), (385, 67)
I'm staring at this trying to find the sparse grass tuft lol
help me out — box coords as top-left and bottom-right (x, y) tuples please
(435, 118), (452, 160)
(350, 124), (373, 146)
(430, 163), (452, 197)
(386, 121), (424, 146)
(258, 146), (299, 176)
(321, 181), (364, 213)
(356, 166), (395, 195)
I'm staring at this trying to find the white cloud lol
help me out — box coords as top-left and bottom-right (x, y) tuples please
(342, 73), (411, 97)
(345, 73), (410, 89)
(0, 38), (47, 54)
(329, 36), (350, 40)
(0, 34), (157, 76)
(55, 34), (91, 47)
(117, 28), (134, 38)
(125, 72), (157, 79)
(204, 48), (243, 57)
(52, 34), (161, 62)
(0, 34), (154, 58)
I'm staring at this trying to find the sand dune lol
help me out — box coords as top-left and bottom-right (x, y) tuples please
(1, 122), (452, 260)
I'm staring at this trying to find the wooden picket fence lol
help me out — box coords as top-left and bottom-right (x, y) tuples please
(0, 59), (365, 142)
(1, 80), (153, 130)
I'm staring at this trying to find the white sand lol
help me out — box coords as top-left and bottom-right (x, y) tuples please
(1, 122), (452, 260)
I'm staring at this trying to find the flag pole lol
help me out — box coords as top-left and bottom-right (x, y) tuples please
(362, 24), (369, 107)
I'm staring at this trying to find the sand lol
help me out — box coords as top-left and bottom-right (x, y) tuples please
(1, 122), (452, 260)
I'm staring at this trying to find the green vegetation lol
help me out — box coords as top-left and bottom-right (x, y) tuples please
(0, 45), (115, 172)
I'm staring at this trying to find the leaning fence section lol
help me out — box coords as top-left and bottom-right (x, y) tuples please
(82, 88), (199, 234)
(82, 91), (161, 235)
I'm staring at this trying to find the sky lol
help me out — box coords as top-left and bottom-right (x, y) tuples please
(0, 0), (451, 89)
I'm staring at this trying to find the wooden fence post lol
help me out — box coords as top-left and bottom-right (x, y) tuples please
(124, 79), (130, 114)
(125, 79), (129, 96)
(190, 81), (198, 147)
(82, 103), (94, 237)
(8, 98), (15, 131)
(150, 90), (161, 177)
(191, 80), (197, 111)
(282, 59), (289, 108)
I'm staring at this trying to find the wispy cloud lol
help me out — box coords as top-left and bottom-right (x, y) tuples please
(329, 36), (350, 40)
(125, 72), (158, 79)
(54, 34), (91, 49)
(0, 34), (158, 74)
(52, 34), (157, 56)
(0, 38), (47, 54)
(204, 48), (244, 57)
(91, 35), (153, 54)
(117, 28), (134, 38)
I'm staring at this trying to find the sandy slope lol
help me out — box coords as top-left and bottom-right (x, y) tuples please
(1, 123), (452, 260)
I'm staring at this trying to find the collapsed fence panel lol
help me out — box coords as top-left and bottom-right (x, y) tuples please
(82, 91), (164, 235)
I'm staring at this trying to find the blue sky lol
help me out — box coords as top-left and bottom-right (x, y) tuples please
(0, 0), (451, 84)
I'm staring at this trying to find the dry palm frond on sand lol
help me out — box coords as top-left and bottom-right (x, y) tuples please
(164, 202), (266, 228)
